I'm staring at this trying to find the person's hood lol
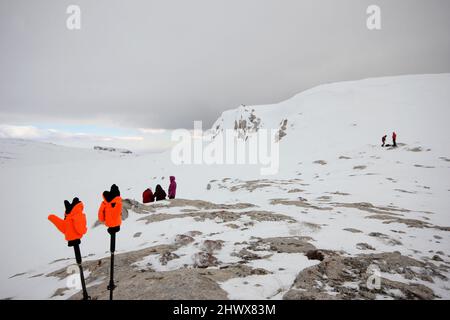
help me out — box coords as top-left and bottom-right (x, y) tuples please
(102, 191), (111, 202)
(110, 184), (120, 198)
(170, 176), (176, 182)
(110, 196), (122, 204)
(66, 202), (84, 219)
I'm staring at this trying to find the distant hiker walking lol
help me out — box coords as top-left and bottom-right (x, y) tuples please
(168, 176), (177, 199)
(382, 134), (387, 147)
(142, 187), (155, 203)
(392, 131), (397, 147)
(154, 184), (167, 201)
(98, 184), (122, 300)
(48, 198), (90, 300)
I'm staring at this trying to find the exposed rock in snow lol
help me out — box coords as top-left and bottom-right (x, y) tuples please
(49, 242), (272, 300)
(343, 228), (363, 233)
(193, 252), (219, 268)
(213, 104), (262, 140)
(356, 243), (376, 251)
(275, 119), (288, 142)
(202, 240), (224, 253)
(283, 251), (444, 300)
(247, 236), (317, 254)
(174, 234), (195, 246)
(94, 146), (132, 154)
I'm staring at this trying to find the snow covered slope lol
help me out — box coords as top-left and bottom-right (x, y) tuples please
(209, 73), (450, 221)
(1, 74), (449, 299)
(212, 74), (450, 157)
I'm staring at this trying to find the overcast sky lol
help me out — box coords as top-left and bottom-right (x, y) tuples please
(0, 0), (449, 150)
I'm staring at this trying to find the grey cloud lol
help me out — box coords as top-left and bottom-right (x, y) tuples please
(1, 0), (449, 129)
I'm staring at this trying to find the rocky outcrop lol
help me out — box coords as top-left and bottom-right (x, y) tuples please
(247, 236), (316, 254)
(283, 251), (443, 300)
(174, 234), (195, 246)
(47, 242), (272, 300)
(45, 194), (448, 301)
(193, 252), (219, 268)
(136, 208), (295, 225)
(78, 268), (228, 300)
(215, 105), (262, 140)
(275, 119), (288, 142)
(270, 198), (332, 211)
(123, 198), (256, 214)
(202, 240), (224, 253)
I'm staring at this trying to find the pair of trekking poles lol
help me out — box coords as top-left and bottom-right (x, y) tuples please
(73, 227), (118, 300)
(48, 184), (122, 300)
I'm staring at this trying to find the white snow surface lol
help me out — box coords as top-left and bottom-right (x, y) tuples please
(1, 74), (449, 299)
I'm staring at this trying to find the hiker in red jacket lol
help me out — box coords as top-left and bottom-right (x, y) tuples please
(142, 188), (155, 203)
(392, 132), (397, 147)
(381, 135), (387, 147)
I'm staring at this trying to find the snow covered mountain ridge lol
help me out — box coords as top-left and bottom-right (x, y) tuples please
(210, 74), (450, 154)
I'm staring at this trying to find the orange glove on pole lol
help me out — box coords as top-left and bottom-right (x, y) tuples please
(98, 184), (122, 300)
(48, 198), (90, 300)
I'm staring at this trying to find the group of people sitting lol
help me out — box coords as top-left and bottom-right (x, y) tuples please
(142, 175), (177, 203)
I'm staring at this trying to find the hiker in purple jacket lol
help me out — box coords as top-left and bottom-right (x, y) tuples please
(168, 176), (177, 199)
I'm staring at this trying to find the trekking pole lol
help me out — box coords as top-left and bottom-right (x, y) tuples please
(73, 243), (90, 300)
(107, 230), (116, 300)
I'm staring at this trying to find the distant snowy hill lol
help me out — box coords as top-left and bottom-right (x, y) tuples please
(211, 73), (450, 157)
(1, 74), (449, 300)
(0, 139), (133, 167)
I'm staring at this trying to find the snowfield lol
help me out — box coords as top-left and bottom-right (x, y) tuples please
(1, 74), (449, 299)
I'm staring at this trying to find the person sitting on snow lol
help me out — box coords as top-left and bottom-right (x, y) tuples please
(154, 184), (167, 201)
(142, 187), (155, 203)
(168, 176), (177, 199)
